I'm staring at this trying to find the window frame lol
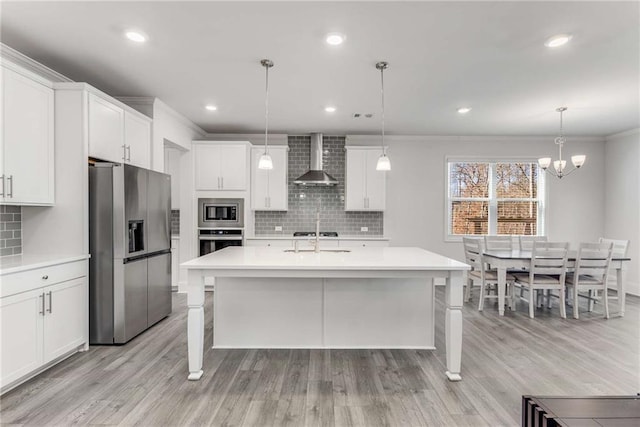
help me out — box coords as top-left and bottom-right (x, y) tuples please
(444, 156), (547, 242)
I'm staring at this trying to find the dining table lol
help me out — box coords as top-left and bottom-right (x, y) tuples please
(482, 249), (631, 316)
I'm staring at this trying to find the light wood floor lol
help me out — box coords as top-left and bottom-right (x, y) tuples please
(1, 288), (638, 426)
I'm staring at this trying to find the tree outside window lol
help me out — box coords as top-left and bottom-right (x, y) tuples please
(447, 160), (545, 238)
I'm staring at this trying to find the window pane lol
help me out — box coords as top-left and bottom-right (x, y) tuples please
(497, 201), (538, 235)
(451, 201), (489, 235)
(450, 163), (489, 198)
(496, 163), (538, 198)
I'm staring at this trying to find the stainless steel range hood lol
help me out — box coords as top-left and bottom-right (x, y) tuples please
(293, 133), (338, 186)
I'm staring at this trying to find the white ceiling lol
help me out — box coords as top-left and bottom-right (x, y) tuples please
(1, 1), (638, 136)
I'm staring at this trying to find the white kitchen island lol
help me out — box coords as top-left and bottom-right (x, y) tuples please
(181, 246), (470, 381)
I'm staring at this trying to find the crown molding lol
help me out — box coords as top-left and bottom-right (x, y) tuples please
(204, 133), (289, 146)
(154, 99), (206, 137)
(346, 134), (605, 144)
(1, 43), (72, 83)
(606, 128), (640, 141)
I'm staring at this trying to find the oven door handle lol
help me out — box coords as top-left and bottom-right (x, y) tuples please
(198, 236), (243, 241)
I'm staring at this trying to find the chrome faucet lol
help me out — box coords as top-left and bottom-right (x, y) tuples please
(312, 208), (321, 253)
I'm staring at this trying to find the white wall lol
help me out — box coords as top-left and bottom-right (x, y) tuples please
(348, 134), (606, 262)
(604, 129), (640, 295)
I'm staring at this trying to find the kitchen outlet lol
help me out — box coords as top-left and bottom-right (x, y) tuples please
(361, 226), (369, 232)
(275, 226), (283, 231)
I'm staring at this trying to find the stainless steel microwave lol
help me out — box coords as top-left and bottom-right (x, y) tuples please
(198, 198), (244, 228)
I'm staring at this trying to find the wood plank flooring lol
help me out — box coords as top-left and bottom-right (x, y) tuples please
(1, 288), (638, 426)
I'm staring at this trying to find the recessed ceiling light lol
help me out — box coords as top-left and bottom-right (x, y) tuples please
(205, 105), (217, 111)
(457, 107), (472, 114)
(125, 30), (147, 43)
(325, 33), (346, 46)
(545, 34), (572, 48)
(324, 106), (337, 113)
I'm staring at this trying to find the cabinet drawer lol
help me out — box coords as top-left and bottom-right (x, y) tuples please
(0, 260), (86, 298)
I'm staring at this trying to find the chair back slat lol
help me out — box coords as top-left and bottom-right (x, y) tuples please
(530, 242), (569, 277)
(598, 237), (629, 287)
(519, 235), (548, 251)
(462, 237), (483, 270)
(574, 242), (613, 284)
(484, 235), (513, 251)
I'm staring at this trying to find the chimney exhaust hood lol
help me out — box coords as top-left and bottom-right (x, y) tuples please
(293, 133), (338, 186)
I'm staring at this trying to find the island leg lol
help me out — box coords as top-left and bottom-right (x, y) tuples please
(445, 270), (463, 381)
(187, 270), (205, 380)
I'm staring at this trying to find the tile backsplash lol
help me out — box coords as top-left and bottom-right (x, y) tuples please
(1, 205), (22, 256)
(255, 136), (384, 236)
(171, 210), (180, 236)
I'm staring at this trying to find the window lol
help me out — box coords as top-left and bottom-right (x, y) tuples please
(447, 160), (545, 239)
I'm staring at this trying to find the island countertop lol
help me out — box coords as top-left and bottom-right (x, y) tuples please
(181, 246), (469, 272)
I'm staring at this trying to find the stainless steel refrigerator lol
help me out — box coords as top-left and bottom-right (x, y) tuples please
(89, 163), (172, 344)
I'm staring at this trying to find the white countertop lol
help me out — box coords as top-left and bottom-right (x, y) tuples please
(182, 247), (469, 271)
(0, 254), (90, 275)
(246, 235), (389, 241)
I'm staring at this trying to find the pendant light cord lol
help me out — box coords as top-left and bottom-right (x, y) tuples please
(380, 65), (386, 156)
(264, 62), (270, 155)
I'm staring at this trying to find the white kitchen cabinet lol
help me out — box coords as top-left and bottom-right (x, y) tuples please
(124, 111), (151, 168)
(42, 278), (86, 363)
(88, 93), (124, 162)
(251, 146), (288, 210)
(0, 288), (44, 389)
(1, 64), (55, 205)
(194, 142), (248, 191)
(88, 92), (151, 168)
(0, 259), (88, 393)
(345, 147), (386, 211)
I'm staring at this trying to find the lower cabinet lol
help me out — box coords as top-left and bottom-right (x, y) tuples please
(244, 239), (388, 248)
(0, 261), (87, 393)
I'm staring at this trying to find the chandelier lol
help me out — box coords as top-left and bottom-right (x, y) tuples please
(538, 107), (585, 179)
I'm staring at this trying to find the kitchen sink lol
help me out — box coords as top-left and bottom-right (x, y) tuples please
(283, 249), (351, 253)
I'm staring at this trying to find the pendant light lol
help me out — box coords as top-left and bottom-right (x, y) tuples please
(258, 59), (274, 170)
(376, 61), (391, 171)
(538, 107), (586, 179)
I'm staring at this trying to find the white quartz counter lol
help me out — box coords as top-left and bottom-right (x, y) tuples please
(182, 246), (468, 272)
(0, 254), (90, 275)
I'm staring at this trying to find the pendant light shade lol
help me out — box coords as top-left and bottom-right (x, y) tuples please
(376, 154), (391, 171)
(259, 59), (274, 170)
(258, 153), (273, 169)
(376, 61), (391, 171)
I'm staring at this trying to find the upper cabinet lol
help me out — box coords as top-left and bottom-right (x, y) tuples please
(345, 146), (386, 211)
(88, 93), (150, 169)
(251, 146), (288, 211)
(1, 64), (55, 206)
(193, 142), (249, 191)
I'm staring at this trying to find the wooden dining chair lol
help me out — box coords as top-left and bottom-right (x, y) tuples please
(462, 237), (515, 310)
(566, 242), (614, 319)
(519, 235), (548, 251)
(513, 241), (569, 319)
(595, 238), (630, 309)
(484, 235), (513, 251)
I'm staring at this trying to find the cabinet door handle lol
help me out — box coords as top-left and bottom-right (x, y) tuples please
(47, 291), (52, 313)
(39, 293), (45, 315)
(0, 174), (4, 197)
(221, 177), (224, 189)
(265, 196), (268, 208)
(126, 145), (131, 161)
(42, 275), (49, 280)
(7, 175), (13, 198)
